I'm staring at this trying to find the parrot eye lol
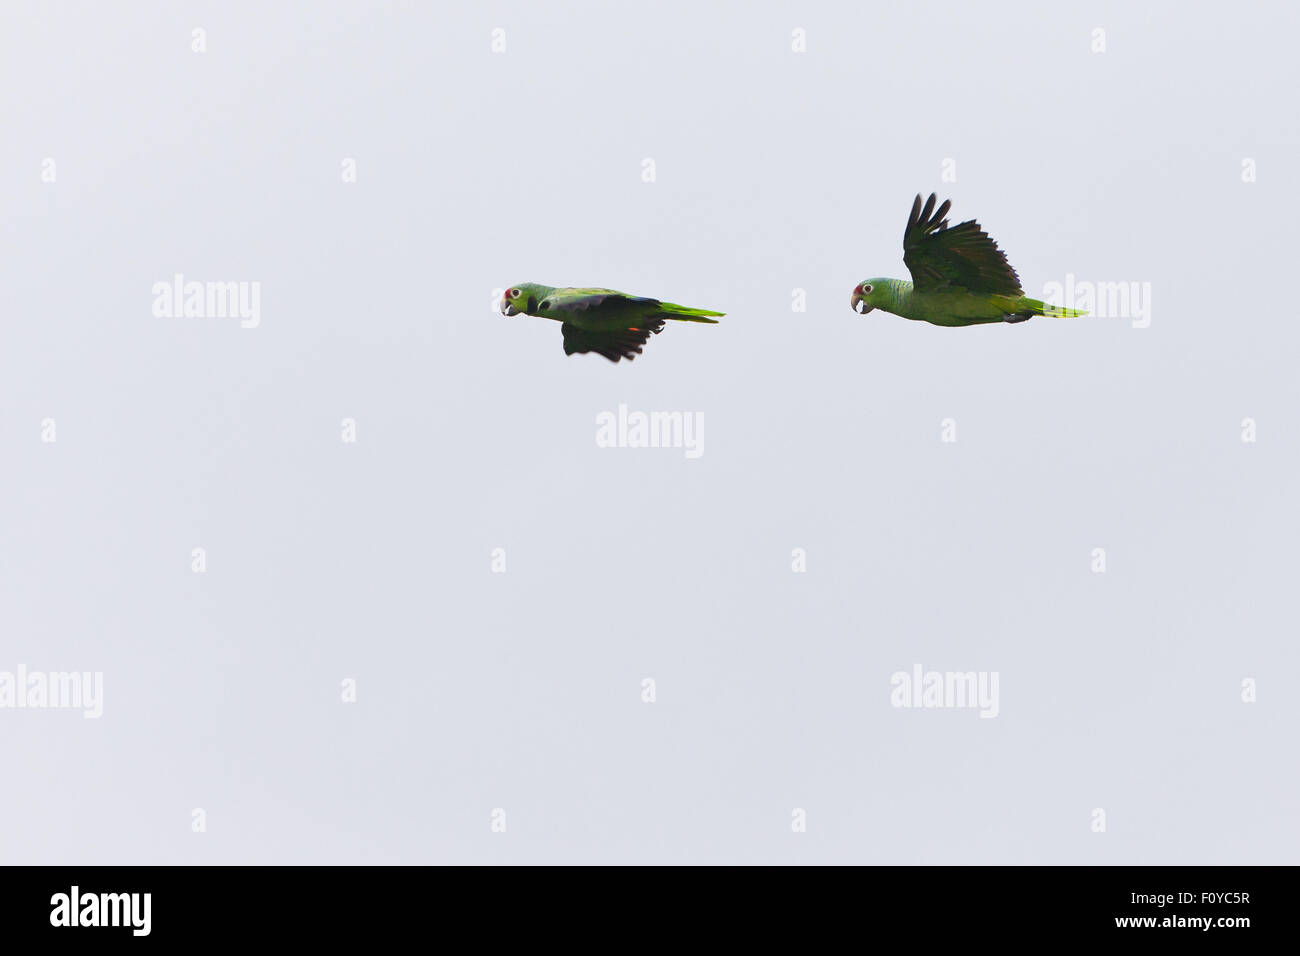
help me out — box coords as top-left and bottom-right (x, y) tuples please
(509, 288), (521, 299)
(862, 284), (873, 294)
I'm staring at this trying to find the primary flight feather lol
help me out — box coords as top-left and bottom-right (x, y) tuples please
(851, 194), (1086, 327)
(501, 284), (722, 362)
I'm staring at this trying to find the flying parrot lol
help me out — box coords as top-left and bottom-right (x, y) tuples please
(851, 194), (1086, 326)
(500, 283), (723, 362)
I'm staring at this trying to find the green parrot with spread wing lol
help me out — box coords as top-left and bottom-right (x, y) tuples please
(500, 284), (722, 362)
(851, 194), (1086, 326)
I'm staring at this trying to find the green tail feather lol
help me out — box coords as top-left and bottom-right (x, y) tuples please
(1015, 296), (1086, 318)
(656, 301), (724, 323)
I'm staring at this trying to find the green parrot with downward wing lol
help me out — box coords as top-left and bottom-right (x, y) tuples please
(851, 193), (1086, 327)
(500, 284), (723, 362)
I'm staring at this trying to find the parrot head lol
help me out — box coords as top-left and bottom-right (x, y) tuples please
(850, 280), (884, 315)
(500, 284), (539, 316)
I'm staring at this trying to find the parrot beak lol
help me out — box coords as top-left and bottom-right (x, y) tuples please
(501, 301), (518, 316)
(851, 292), (873, 315)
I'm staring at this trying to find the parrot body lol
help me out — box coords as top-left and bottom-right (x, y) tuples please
(852, 195), (1086, 327)
(501, 283), (722, 362)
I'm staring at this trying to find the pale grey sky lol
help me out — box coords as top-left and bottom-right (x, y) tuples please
(1, 0), (1296, 864)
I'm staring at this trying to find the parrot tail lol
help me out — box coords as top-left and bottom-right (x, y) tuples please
(1003, 296), (1087, 319)
(654, 301), (724, 323)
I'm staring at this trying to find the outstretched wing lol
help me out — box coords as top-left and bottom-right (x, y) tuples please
(561, 320), (666, 363)
(901, 194), (1023, 296)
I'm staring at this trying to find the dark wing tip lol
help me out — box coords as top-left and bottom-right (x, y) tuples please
(561, 322), (657, 363)
(907, 193), (954, 240)
(920, 193), (937, 224)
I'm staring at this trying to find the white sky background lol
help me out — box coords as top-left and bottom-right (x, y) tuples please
(0, 0), (1296, 863)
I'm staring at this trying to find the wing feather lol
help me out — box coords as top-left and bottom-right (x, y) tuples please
(561, 321), (665, 362)
(540, 289), (659, 315)
(902, 194), (1022, 296)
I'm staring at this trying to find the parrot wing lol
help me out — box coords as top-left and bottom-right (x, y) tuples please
(540, 289), (660, 315)
(561, 320), (666, 362)
(542, 288), (722, 323)
(902, 193), (1023, 296)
